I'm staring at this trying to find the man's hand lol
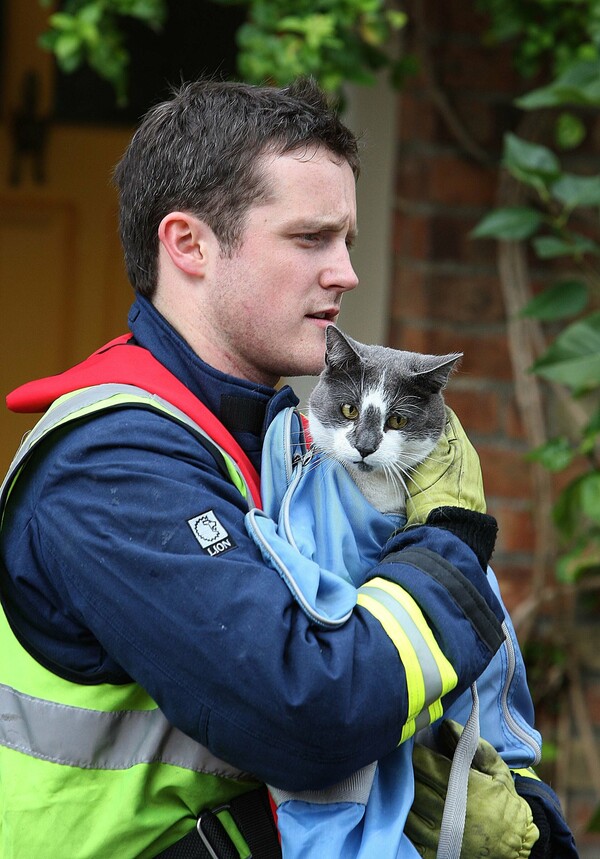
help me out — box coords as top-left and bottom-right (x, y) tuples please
(405, 721), (540, 858)
(405, 408), (486, 528)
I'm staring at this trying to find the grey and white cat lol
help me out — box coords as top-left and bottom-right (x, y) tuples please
(307, 326), (462, 514)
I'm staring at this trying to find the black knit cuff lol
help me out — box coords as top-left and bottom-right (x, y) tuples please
(425, 507), (498, 571)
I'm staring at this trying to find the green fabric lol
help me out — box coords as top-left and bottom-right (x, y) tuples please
(405, 407), (487, 527)
(0, 746), (255, 858)
(0, 602), (258, 858)
(405, 720), (540, 859)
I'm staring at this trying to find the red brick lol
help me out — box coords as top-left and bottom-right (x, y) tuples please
(429, 213), (494, 265)
(411, 0), (492, 36)
(584, 685), (600, 725)
(397, 91), (438, 143)
(489, 563), (534, 613)
(392, 212), (431, 259)
(459, 334), (513, 381)
(494, 504), (536, 554)
(390, 267), (432, 320)
(505, 394), (528, 441)
(395, 153), (432, 202)
(444, 388), (500, 435)
(445, 94), (518, 150)
(392, 271), (505, 325)
(478, 444), (534, 499)
(427, 155), (498, 207)
(435, 41), (522, 94)
(391, 326), (464, 360)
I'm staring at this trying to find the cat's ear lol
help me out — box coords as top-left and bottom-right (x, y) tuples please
(325, 326), (361, 370)
(413, 352), (463, 392)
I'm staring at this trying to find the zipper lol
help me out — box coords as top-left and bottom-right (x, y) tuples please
(501, 621), (543, 764)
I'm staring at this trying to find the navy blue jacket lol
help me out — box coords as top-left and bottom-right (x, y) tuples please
(0, 296), (506, 790)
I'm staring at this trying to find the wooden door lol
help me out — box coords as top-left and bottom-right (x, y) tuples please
(0, 2), (133, 472)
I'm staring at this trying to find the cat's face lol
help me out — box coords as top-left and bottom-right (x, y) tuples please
(307, 327), (461, 496)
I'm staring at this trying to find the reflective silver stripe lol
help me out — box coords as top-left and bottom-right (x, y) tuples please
(269, 761), (377, 808)
(359, 583), (444, 707)
(0, 682), (252, 779)
(1, 384), (254, 510)
(500, 621), (542, 764)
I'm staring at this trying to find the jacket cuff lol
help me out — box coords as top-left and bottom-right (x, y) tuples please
(425, 507), (498, 571)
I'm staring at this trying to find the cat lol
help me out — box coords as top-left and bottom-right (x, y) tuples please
(307, 326), (462, 515)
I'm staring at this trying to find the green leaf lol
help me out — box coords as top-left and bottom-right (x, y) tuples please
(589, 803), (600, 833)
(520, 280), (589, 321)
(582, 407), (600, 453)
(77, 4), (103, 26)
(581, 473), (600, 523)
(517, 60), (600, 110)
(556, 537), (600, 583)
(551, 173), (600, 208)
(471, 206), (543, 241)
(387, 10), (407, 30)
(54, 32), (83, 65)
(555, 112), (587, 150)
(532, 233), (600, 259)
(47, 12), (78, 32)
(516, 86), (564, 110)
(526, 437), (574, 471)
(503, 133), (561, 185)
(553, 482), (580, 541)
(531, 311), (600, 390)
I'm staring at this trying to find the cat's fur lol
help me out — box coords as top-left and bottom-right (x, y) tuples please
(307, 327), (462, 514)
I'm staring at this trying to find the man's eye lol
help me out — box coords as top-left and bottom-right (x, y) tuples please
(341, 403), (359, 420)
(298, 233), (320, 243)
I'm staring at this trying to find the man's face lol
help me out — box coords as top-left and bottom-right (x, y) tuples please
(201, 145), (359, 385)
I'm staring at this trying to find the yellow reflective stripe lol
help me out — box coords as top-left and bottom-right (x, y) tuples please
(428, 698), (444, 725)
(224, 457), (247, 499)
(357, 591), (424, 742)
(2, 387), (250, 509)
(358, 577), (458, 744)
(366, 578), (457, 697)
(512, 767), (541, 781)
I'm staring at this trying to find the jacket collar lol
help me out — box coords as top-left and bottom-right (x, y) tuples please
(128, 297), (299, 469)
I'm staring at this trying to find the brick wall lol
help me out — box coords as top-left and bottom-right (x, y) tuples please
(390, 1), (600, 851)
(391, 0), (533, 607)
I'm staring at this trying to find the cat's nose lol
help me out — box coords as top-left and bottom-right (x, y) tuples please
(356, 445), (377, 459)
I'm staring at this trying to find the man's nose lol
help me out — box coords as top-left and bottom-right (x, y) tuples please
(320, 244), (359, 292)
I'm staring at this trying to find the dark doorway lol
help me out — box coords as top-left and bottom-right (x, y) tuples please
(53, 0), (246, 124)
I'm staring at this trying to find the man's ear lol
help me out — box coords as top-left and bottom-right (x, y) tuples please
(158, 212), (217, 277)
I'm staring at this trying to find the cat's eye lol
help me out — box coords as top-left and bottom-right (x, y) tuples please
(386, 414), (408, 430)
(340, 403), (359, 421)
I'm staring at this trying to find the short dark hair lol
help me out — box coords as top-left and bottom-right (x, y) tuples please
(113, 78), (360, 297)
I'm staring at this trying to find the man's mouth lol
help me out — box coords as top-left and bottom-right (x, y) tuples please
(307, 310), (338, 323)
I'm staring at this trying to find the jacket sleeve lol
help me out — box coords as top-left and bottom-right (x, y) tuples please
(440, 565), (542, 768)
(1, 407), (504, 791)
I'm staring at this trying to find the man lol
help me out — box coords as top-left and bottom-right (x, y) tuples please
(0, 79), (575, 857)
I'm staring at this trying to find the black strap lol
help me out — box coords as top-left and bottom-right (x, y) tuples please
(228, 788), (281, 858)
(220, 395), (267, 436)
(156, 786), (281, 859)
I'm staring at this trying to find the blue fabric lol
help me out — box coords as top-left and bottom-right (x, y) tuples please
(0, 297), (511, 791)
(246, 409), (404, 625)
(250, 408), (548, 858)
(275, 743), (418, 859)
